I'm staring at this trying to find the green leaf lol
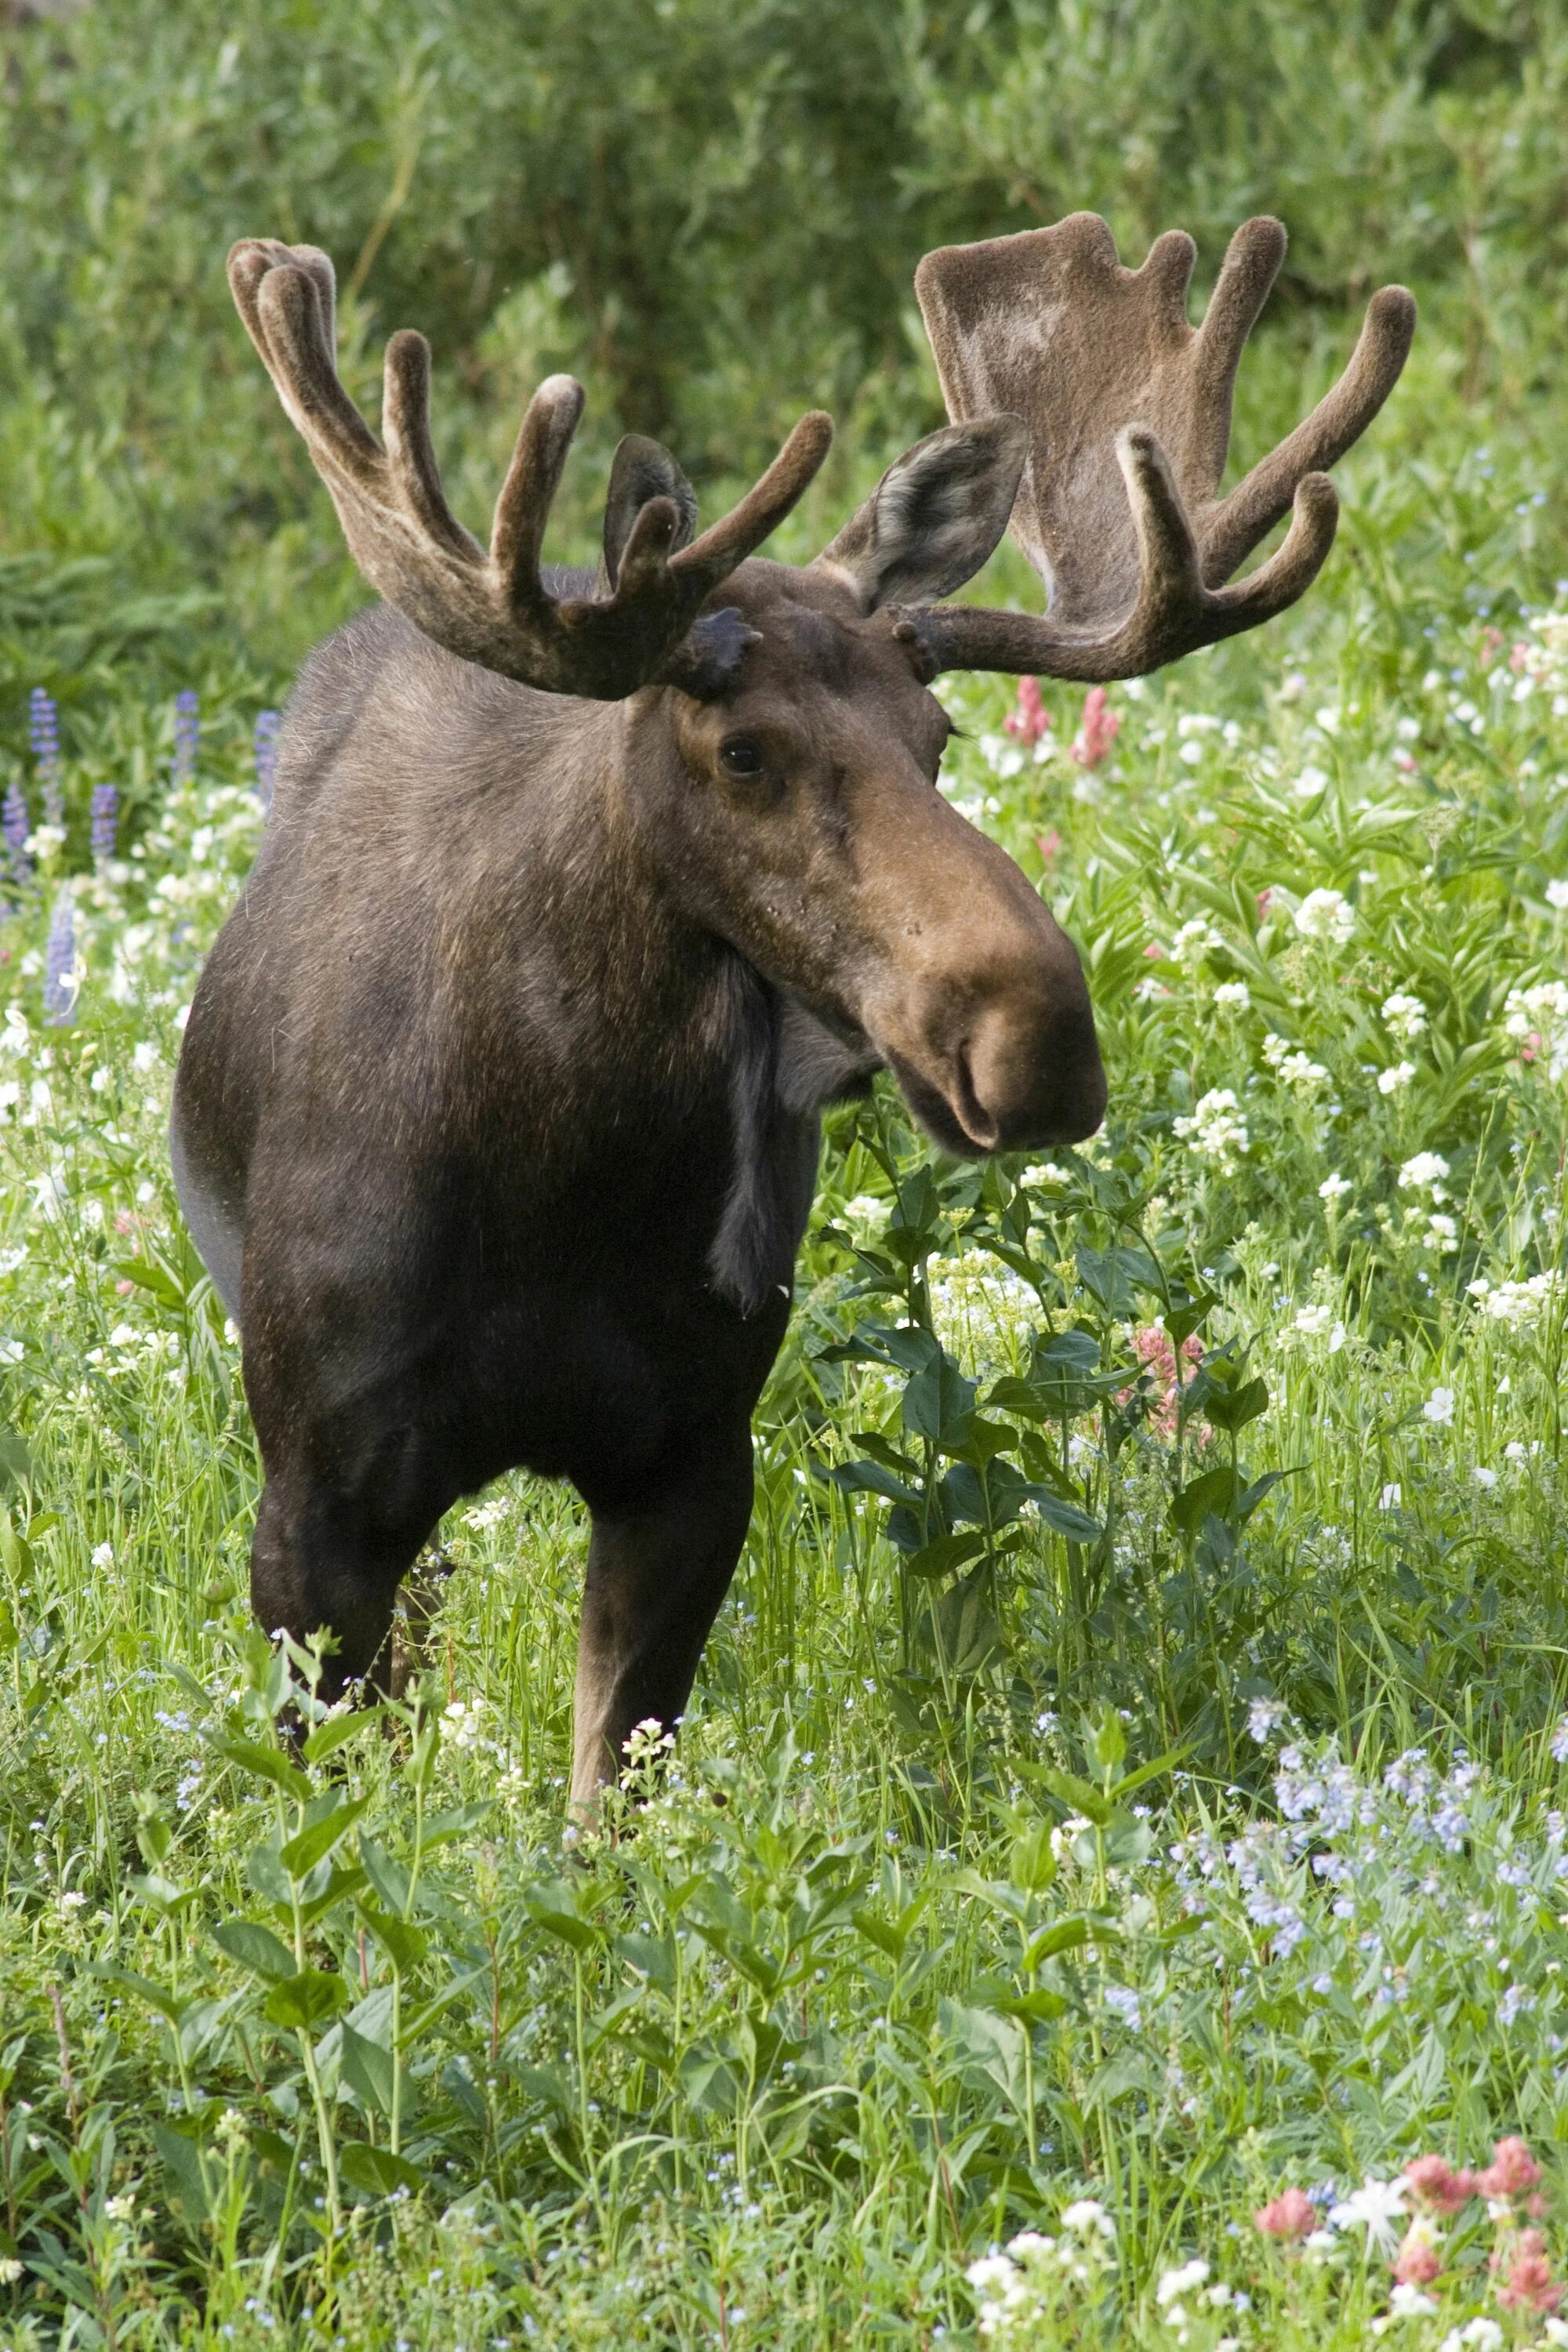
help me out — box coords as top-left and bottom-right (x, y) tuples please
(263, 1969), (350, 2031)
(91, 1963), (187, 2025)
(358, 1836), (412, 1916)
(212, 1918), (297, 1984)
(901, 1529), (987, 1582)
(338, 2022), (396, 2118)
(1205, 1374), (1269, 1433)
(207, 1733), (312, 1804)
(302, 1711), (372, 1766)
(152, 2122), (212, 2225)
(112, 1255), (185, 1310)
(338, 2142), (425, 2201)
(1171, 1465), (1237, 1535)
(525, 1882), (604, 1951)
(278, 1795), (368, 1882)
(818, 1456), (922, 1508)
(358, 1903), (426, 1974)
(1025, 1765), (1111, 1826)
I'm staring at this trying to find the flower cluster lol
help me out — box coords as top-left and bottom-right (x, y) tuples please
(1173, 1087), (1249, 1175)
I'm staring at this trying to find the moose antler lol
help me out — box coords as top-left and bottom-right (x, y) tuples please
(906, 214), (1414, 680)
(229, 240), (832, 699)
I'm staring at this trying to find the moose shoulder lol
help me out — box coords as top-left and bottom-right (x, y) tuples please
(173, 218), (1413, 1806)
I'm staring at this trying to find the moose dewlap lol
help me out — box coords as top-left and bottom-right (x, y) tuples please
(171, 216), (1413, 1807)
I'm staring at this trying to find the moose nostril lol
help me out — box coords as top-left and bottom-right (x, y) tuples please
(953, 1037), (1002, 1152)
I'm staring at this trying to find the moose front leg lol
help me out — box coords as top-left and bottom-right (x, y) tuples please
(571, 1421), (755, 1809)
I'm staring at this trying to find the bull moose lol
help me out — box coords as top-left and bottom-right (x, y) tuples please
(172, 214), (1413, 1806)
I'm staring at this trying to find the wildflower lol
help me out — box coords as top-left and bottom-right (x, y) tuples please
(1392, 2222), (1443, 2288)
(1292, 887), (1354, 945)
(1472, 1465), (1497, 1489)
(90, 783), (119, 866)
(1214, 980), (1250, 1011)
(1466, 1272), (1560, 1327)
(1254, 2187), (1316, 2239)
(1422, 1386), (1455, 1425)
(91, 1541), (114, 1570)
(1399, 1152), (1450, 1196)
(29, 686), (62, 827)
(104, 2192), (136, 2223)
(1497, 2227), (1562, 2314)
(1329, 2176), (1407, 2250)
(1035, 827), (1061, 863)
(1291, 763), (1328, 800)
(1381, 992), (1428, 1042)
(172, 688), (200, 783)
(1171, 917), (1221, 965)
(0, 2257), (21, 2284)
(1405, 2154), (1479, 2216)
(1247, 1698), (1290, 1746)
(42, 887), (77, 1025)
(1119, 1323), (1203, 1436)
(2, 782), (31, 887)
(1060, 2200), (1115, 2240)
(1423, 1212), (1458, 1254)
(1172, 1087), (1249, 1175)
(1475, 2136), (1541, 2200)
(1004, 676), (1052, 745)
(1377, 1062), (1416, 1095)
(1504, 982), (1568, 1080)
(1102, 1985), (1142, 2030)
(1550, 1717), (1568, 1764)
(1319, 1173), (1352, 1202)
(1441, 2322), (1503, 2352)
(1547, 879), (1568, 909)
(1071, 685), (1120, 768)
(1156, 2259), (1210, 2305)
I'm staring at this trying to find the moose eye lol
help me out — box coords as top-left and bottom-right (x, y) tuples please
(719, 736), (764, 779)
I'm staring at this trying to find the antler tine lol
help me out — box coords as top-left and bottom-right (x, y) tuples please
(230, 238), (833, 701)
(905, 212), (1413, 683)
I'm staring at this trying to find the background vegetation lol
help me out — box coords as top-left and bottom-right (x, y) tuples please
(2, 1), (1568, 2345)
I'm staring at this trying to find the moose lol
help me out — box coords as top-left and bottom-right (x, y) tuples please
(172, 213), (1413, 1806)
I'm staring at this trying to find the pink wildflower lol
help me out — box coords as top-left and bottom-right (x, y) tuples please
(1392, 2229), (1443, 2288)
(1257, 888), (1275, 919)
(1519, 1030), (1541, 1065)
(1497, 2228), (1562, 2314)
(1393, 749), (1417, 773)
(1509, 641), (1531, 673)
(1477, 2137), (1541, 2200)
(1479, 626), (1504, 669)
(1254, 2188), (1316, 2240)
(1005, 676), (1053, 744)
(1404, 2154), (1479, 2216)
(1035, 829), (1061, 865)
(1118, 1324), (1203, 1439)
(1070, 685), (1120, 768)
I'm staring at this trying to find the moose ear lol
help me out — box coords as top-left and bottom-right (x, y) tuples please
(601, 434), (699, 589)
(815, 416), (1026, 611)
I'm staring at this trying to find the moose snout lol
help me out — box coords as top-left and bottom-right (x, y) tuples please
(879, 933), (1107, 1159)
(951, 971), (1107, 1152)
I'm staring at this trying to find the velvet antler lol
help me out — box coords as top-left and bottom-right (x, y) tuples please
(906, 213), (1414, 681)
(229, 240), (832, 700)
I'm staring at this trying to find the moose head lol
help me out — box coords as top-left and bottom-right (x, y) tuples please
(179, 218), (1413, 1802)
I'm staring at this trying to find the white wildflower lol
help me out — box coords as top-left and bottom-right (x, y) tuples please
(1377, 1062), (1416, 1095)
(1291, 764), (1329, 800)
(1328, 2176), (1406, 2250)
(1466, 1272), (1561, 1327)
(90, 1541), (115, 1570)
(1318, 1173), (1352, 1201)
(1398, 1151), (1450, 1195)
(1547, 878), (1568, 909)
(1422, 1386), (1455, 1425)
(1156, 2259), (1210, 2306)
(1381, 991), (1428, 1042)
(1213, 980), (1250, 1011)
(1172, 1087), (1249, 1175)
(1171, 918), (1222, 964)
(1293, 887), (1354, 944)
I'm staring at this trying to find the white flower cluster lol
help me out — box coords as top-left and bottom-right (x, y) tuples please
(1171, 917), (1222, 965)
(1173, 1087), (1249, 1175)
(1262, 1033), (1329, 1091)
(1399, 1151), (1450, 1197)
(930, 1247), (1040, 1365)
(1381, 991), (1428, 1043)
(1504, 981), (1568, 1082)
(1154, 2255), (1249, 2347)
(967, 2203), (1116, 2340)
(1466, 1272), (1562, 1328)
(1292, 887), (1355, 946)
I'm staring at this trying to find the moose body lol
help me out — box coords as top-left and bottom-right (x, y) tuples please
(175, 219), (1412, 1802)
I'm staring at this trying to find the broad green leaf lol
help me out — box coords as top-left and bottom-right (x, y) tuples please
(279, 1795), (368, 1882)
(207, 1733), (311, 1804)
(263, 1968), (350, 2031)
(212, 1918), (297, 1984)
(338, 2142), (424, 2201)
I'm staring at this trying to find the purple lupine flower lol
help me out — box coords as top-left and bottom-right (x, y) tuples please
(2, 783), (31, 887)
(42, 887), (75, 1025)
(90, 782), (119, 866)
(253, 709), (281, 808)
(28, 688), (62, 826)
(172, 688), (200, 784)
